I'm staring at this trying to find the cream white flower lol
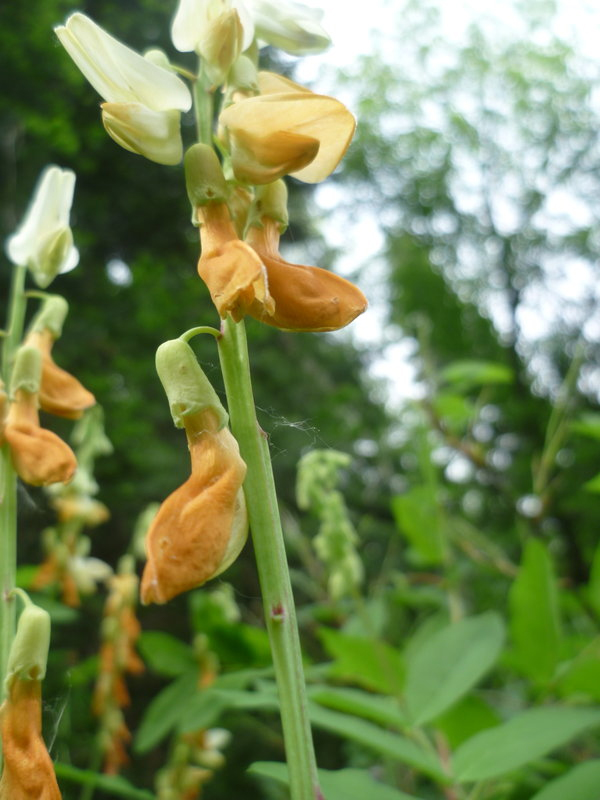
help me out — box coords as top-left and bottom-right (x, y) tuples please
(172, 0), (254, 55)
(6, 166), (79, 288)
(55, 13), (192, 164)
(247, 0), (330, 54)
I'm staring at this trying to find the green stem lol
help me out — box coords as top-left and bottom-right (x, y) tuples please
(218, 316), (320, 800)
(194, 66), (214, 148)
(0, 265), (27, 709)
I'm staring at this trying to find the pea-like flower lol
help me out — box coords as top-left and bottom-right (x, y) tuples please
(55, 13), (192, 165)
(141, 340), (248, 605)
(172, 0), (251, 86)
(5, 166), (78, 288)
(0, 596), (61, 800)
(246, 217), (367, 331)
(196, 202), (274, 321)
(219, 71), (355, 184)
(2, 347), (77, 487)
(248, 0), (331, 54)
(24, 296), (95, 419)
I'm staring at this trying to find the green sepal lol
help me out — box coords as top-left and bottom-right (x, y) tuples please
(10, 346), (42, 395)
(6, 594), (51, 684)
(156, 339), (228, 429)
(184, 144), (228, 211)
(29, 294), (69, 338)
(248, 180), (289, 232)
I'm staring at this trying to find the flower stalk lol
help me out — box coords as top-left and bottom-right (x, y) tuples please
(0, 264), (28, 705)
(218, 316), (320, 800)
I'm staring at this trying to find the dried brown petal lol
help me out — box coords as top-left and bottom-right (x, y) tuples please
(141, 412), (247, 604)
(3, 391), (77, 487)
(197, 203), (274, 321)
(246, 219), (367, 331)
(0, 678), (62, 800)
(25, 330), (95, 419)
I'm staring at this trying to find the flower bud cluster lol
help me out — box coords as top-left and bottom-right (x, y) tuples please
(92, 556), (145, 775)
(32, 407), (112, 607)
(297, 449), (364, 601)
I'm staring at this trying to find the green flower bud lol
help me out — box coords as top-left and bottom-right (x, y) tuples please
(29, 294), (69, 338)
(184, 144), (229, 210)
(10, 346), (42, 395)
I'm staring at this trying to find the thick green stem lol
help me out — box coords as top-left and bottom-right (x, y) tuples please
(218, 317), (320, 800)
(194, 67), (214, 148)
(0, 265), (28, 703)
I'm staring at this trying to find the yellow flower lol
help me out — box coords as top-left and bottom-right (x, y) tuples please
(0, 677), (62, 800)
(218, 71), (355, 184)
(141, 408), (247, 604)
(196, 202), (274, 321)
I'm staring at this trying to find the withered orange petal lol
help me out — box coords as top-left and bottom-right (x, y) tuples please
(0, 679), (62, 800)
(39, 354), (96, 419)
(4, 422), (77, 487)
(141, 430), (246, 605)
(197, 239), (273, 321)
(247, 252), (367, 332)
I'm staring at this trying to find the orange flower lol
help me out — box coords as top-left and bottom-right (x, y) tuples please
(245, 217), (367, 331)
(196, 202), (274, 321)
(3, 388), (77, 487)
(24, 328), (95, 419)
(141, 409), (247, 604)
(0, 677), (62, 800)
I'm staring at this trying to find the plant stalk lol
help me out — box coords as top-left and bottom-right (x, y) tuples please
(218, 316), (320, 800)
(0, 264), (27, 709)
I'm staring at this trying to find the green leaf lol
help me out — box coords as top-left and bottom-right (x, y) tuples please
(529, 760), (600, 800)
(587, 542), (600, 616)
(309, 686), (407, 729)
(391, 486), (445, 565)
(434, 695), (501, 749)
(404, 612), (505, 725)
(319, 628), (404, 694)
(178, 687), (279, 734)
(137, 631), (196, 677)
(431, 393), (475, 435)
(453, 706), (600, 783)
(55, 763), (154, 799)
(439, 360), (513, 391)
(249, 762), (426, 800)
(509, 539), (562, 684)
(134, 671), (198, 753)
(557, 639), (600, 702)
(308, 704), (446, 781)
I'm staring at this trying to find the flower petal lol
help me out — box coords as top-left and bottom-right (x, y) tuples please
(56, 13), (192, 111)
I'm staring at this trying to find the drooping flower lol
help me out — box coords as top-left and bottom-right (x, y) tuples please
(2, 347), (77, 487)
(24, 296), (95, 419)
(0, 596), (61, 800)
(245, 217), (367, 331)
(219, 71), (355, 184)
(140, 340), (248, 604)
(196, 202), (274, 321)
(5, 166), (78, 288)
(55, 13), (192, 164)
